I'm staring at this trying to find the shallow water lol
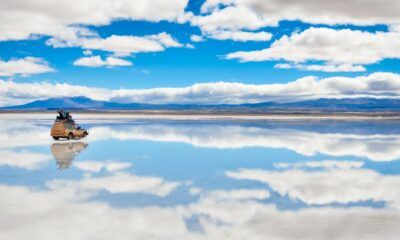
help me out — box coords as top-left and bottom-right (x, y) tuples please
(1, 115), (400, 239)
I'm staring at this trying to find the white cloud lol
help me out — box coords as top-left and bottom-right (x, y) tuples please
(197, 0), (400, 31)
(275, 63), (366, 72)
(74, 161), (132, 172)
(109, 72), (400, 104)
(48, 32), (183, 56)
(185, 43), (195, 49)
(147, 32), (183, 48)
(0, 80), (110, 107)
(390, 24), (400, 32)
(206, 30), (272, 42)
(0, 57), (54, 77)
(190, 35), (205, 42)
(2, 72), (400, 106)
(227, 168), (400, 206)
(226, 27), (400, 70)
(192, 5), (276, 32)
(0, 0), (189, 41)
(73, 56), (132, 68)
(83, 50), (93, 56)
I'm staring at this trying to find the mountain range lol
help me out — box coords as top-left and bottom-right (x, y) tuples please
(1, 96), (400, 112)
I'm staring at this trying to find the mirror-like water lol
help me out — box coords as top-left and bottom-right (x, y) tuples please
(1, 115), (400, 239)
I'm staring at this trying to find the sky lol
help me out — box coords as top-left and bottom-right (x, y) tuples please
(1, 0), (400, 106)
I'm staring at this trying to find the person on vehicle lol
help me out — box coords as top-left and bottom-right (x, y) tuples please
(56, 109), (74, 122)
(57, 109), (64, 120)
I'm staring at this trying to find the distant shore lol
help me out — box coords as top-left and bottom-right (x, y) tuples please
(1, 110), (400, 120)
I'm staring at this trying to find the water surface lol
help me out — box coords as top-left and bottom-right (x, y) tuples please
(1, 115), (400, 239)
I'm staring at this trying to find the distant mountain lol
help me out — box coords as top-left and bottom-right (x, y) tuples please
(0, 96), (156, 110)
(2, 96), (107, 110)
(283, 98), (400, 111)
(1, 96), (400, 111)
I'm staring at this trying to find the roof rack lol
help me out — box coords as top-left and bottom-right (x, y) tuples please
(54, 118), (75, 123)
(55, 109), (75, 123)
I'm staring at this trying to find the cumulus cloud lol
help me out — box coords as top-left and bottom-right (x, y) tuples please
(190, 35), (205, 42)
(73, 56), (132, 68)
(275, 63), (366, 73)
(196, 0), (400, 31)
(83, 50), (93, 56)
(0, 80), (109, 107)
(48, 32), (183, 56)
(226, 27), (400, 71)
(110, 72), (400, 104)
(0, 57), (54, 77)
(192, 5), (276, 32)
(205, 30), (272, 42)
(1, 72), (400, 106)
(0, 0), (189, 41)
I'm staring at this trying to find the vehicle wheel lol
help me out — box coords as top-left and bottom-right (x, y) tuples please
(68, 133), (74, 140)
(53, 136), (59, 140)
(83, 132), (88, 138)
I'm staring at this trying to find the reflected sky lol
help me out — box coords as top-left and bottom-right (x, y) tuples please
(1, 115), (400, 239)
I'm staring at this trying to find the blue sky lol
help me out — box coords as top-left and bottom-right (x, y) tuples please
(0, 0), (400, 106)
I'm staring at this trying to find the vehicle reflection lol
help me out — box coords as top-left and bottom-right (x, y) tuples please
(51, 142), (88, 170)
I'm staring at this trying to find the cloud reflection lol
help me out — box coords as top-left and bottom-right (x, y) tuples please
(0, 183), (399, 240)
(74, 160), (131, 172)
(90, 124), (400, 161)
(47, 172), (182, 199)
(1, 118), (400, 161)
(227, 168), (400, 206)
(0, 149), (52, 170)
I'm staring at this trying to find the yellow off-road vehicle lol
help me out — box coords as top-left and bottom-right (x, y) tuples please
(50, 110), (88, 140)
(51, 121), (88, 140)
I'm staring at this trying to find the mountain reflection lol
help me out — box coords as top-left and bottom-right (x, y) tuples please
(51, 142), (88, 170)
(89, 123), (400, 161)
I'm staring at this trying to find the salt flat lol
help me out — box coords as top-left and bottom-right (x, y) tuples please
(1, 115), (400, 239)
